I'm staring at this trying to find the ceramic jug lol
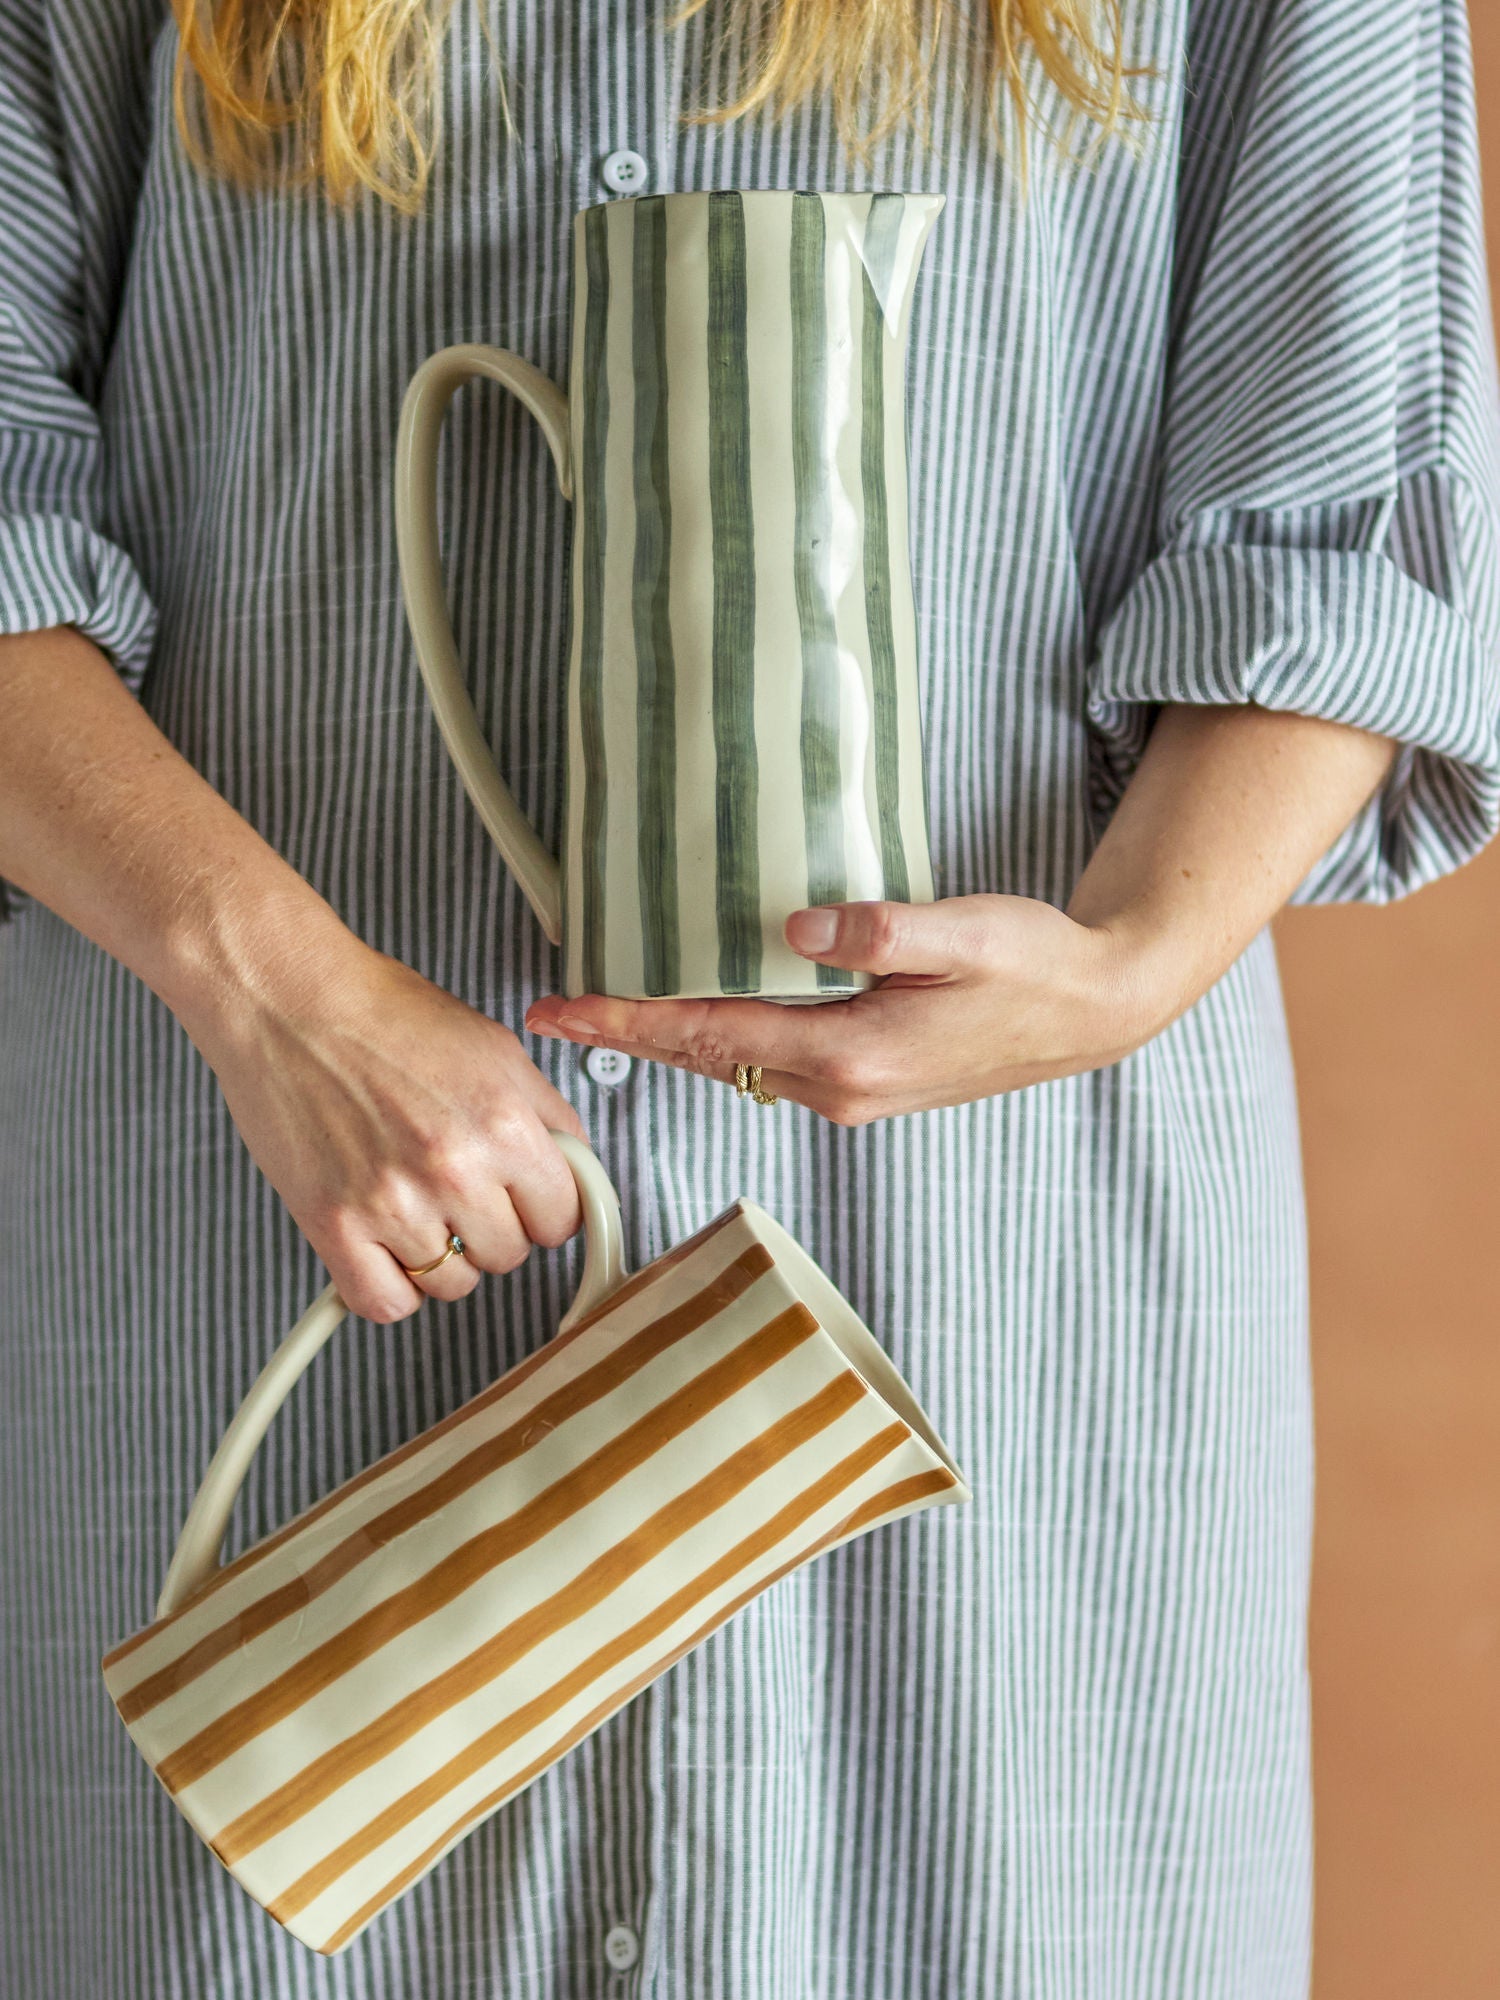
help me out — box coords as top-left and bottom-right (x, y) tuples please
(101, 1134), (969, 1954)
(396, 188), (944, 1003)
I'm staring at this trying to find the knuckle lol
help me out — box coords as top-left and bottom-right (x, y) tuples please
(858, 1048), (897, 1096)
(824, 1091), (875, 1129)
(862, 903), (905, 972)
(422, 1253), (481, 1296)
(479, 1102), (534, 1169)
(468, 1104), (544, 1176)
(410, 1129), (471, 1192)
(819, 1042), (878, 1094)
(819, 1050), (861, 1091)
(965, 914), (1003, 972)
(348, 1283), (415, 1325)
(822, 1019), (898, 1097)
(491, 1233), (533, 1275)
(690, 1033), (736, 1074)
(530, 1199), (582, 1250)
(364, 1161), (424, 1221)
(309, 1202), (376, 1264)
(304, 1198), (350, 1248)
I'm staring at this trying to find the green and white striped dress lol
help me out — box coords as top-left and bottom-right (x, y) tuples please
(2, 3), (1498, 1995)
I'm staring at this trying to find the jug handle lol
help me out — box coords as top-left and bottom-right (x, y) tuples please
(395, 344), (573, 945)
(153, 1132), (626, 1622)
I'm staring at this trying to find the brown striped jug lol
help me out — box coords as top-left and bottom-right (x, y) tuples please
(101, 1134), (969, 1954)
(395, 189), (944, 1002)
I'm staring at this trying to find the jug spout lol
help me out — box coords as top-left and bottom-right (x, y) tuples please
(844, 190), (945, 347)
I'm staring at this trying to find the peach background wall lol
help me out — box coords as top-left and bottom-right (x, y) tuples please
(1275, 7), (1500, 1993)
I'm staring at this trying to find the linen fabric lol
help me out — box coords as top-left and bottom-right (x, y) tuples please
(2, 2), (1498, 1997)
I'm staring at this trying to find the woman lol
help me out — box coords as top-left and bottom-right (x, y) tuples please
(1, 0), (1496, 1994)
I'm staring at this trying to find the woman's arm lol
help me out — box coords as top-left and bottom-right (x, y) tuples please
(523, 703), (1400, 1121)
(0, 624), (584, 1315)
(1064, 701), (1401, 1013)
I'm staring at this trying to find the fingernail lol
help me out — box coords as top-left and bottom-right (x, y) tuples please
(528, 1019), (564, 1040)
(557, 1014), (602, 1042)
(786, 907), (839, 954)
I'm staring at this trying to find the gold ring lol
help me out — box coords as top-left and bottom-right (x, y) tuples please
(734, 1061), (779, 1107)
(400, 1232), (466, 1279)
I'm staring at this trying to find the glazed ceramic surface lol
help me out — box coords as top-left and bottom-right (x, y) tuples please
(396, 189), (943, 1000)
(100, 1136), (968, 1955)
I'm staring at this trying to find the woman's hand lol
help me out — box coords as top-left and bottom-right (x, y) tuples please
(0, 630), (588, 1324)
(525, 895), (1166, 1124)
(190, 930), (586, 1324)
(525, 705), (1404, 1123)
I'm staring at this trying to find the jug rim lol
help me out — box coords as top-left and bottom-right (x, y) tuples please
(574, 186), (947, 221)
(730, 1198), (969, 1497)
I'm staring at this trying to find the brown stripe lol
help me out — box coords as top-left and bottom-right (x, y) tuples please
(161, 1299), (823, 1800)
(278, 1420), (918, 1938)
(318, 1464), (964, 1944)
(553, 1200), (754, 1340)
(115, 1241), (774, 1721)
(313, 1465), (958, 1952)
(230, 1367), (873, 1883)
(103, 1209), (749, 1673)
(814, 1467), (957, 1541)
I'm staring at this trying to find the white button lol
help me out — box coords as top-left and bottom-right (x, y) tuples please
(603, 1923), (640, 1970)
(601, 148), (650, 195)
(585, 1045), (633, 1089)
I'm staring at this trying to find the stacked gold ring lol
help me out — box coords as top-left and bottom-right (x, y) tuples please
(400, 1232), (466, 1279)
(734, 1062), (779, 1107)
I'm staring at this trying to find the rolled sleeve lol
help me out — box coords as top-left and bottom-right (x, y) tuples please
(0, 514), (158, 695)
(1089, 472), (1500, 903)
(1086, 0), (1500, 906)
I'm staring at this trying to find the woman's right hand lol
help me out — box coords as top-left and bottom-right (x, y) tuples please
(0, 629), (585, 1322)
(187, 925), (587, 1324)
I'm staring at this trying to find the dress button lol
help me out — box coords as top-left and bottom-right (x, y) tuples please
(603, 1922), (641, 1970)
(600, 148), (650, 195)
(585, 1045), (633, 1089)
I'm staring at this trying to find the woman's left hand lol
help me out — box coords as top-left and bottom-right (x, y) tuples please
(524, 895), (1173, 1125)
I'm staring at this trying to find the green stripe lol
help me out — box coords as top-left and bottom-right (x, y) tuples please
(578, 206), (612, 991)
(706, 191), (761, 994)
(859, 191), (910, 903)
(790, 194), (849, 993)
(630, 196), (680, 997)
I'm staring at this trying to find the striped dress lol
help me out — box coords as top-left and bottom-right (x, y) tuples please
(2, 2), (1498, 1996)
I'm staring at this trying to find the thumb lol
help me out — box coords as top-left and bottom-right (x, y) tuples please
(783, 900), (965, 978)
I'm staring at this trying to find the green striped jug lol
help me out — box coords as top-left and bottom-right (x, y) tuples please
(396, 189), (943, 1001)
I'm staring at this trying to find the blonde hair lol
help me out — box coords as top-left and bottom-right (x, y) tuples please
(170, 0), (1148, 215)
